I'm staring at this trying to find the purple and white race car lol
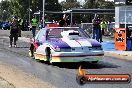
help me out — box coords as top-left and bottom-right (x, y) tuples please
(29, 27), (104, 63)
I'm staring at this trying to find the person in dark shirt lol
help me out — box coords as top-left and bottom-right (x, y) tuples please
(59, 14), (69, 27)
(9, 16), (19, 47)
(59, 19), (65, 27)
(92, 16), (101, 42)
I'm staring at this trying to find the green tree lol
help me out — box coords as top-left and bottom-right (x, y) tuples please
(60, 0), (81, 10)
(83, 0), (114, 22)
(0, 0), (11, 21)
(83, 0), (94, 9)
(45, 0), (62, 11)
(9, 0), (62, 21)
(0, 0), (115, 22)
(60, 0), (81, 24)
(83, 0), (114, 9)
(10, 0), (29, 19)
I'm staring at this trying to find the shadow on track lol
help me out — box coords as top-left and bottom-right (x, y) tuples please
(39, 61), (119, 69)
(16, 46), (29, 48)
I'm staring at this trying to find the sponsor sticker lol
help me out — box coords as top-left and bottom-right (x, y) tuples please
(76, 66), (131, 85)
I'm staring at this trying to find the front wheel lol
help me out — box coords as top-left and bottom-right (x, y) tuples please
(29, 44), (35, 57)
(45, 47), (52, 64)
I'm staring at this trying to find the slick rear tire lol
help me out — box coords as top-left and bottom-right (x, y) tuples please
(45, 47), (51, 64)
(29, 44), (34, 57)
(29, 44), (36, 58)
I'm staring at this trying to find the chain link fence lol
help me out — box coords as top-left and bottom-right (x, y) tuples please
(81, 23), (93, 35)
(80, 22), (115, 37)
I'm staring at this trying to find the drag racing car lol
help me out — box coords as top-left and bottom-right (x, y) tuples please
(29, 27), (104, 63)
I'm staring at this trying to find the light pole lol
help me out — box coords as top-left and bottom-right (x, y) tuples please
(43, 0), (45, 27)
(2, 10), (6, 21)
(29, 0), (30, 24)
(39, 10), (41, 22)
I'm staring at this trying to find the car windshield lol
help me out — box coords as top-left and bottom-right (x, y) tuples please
(46, 27), (90, 39)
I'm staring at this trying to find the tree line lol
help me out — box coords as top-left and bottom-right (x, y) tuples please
(0, 0), (114, 23)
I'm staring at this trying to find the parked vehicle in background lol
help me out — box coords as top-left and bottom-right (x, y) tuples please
(2, 22), (10, 30)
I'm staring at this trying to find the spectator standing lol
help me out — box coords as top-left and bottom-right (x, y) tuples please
(59, 19), (65, 27)
(9, 16), (19, 48)
(108, 21), (113, 36)
(59, 14), (69, 27)
(18, 18), (23, 37)
(92, 16), (101, 42)
(31, 16), (37, 37)
(40, 16), (45, 28)
(100, 20), (107, 35)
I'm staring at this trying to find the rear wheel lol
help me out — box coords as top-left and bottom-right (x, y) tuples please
(29, 44), (36, 59)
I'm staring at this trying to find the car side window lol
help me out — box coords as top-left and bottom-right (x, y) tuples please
(35, 29), (46, 43)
